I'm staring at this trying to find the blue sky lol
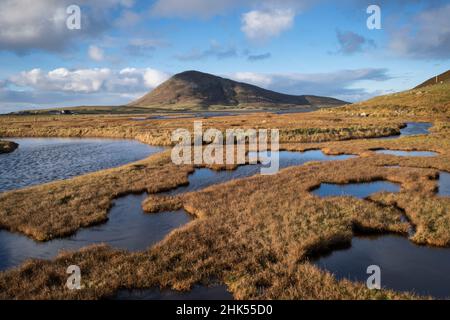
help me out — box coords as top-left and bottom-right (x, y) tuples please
(0, 0), (449, 113)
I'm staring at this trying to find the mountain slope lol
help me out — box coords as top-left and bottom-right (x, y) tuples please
(415, 70), (450, 89)
(327, 81), (450, 117)
(128, 70), (346, 110)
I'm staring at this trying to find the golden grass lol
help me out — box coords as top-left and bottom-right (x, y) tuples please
(327, 83), (450, 117)
(0, 112), (427, 145)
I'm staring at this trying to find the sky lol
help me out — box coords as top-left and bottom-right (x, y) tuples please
(0, 0), (449, 113)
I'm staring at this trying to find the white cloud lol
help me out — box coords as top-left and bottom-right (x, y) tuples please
(11, 68), (111, 93)
(143, 69), (171, 88)
(388, 3), (450, 59)
(1, 66), (171, 112)
(0, 0), (133, 53)
(150, 0), (313, 18)
(230, 68), (392, 102)
(233, 72), (273, 87)
(241, 9), (295, 41)
(9, 67), (170, 94)
(88, 45), (105, 61)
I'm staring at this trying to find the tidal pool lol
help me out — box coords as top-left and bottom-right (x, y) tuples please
(312, 181), (400, 199)
(0, 138), (164, 192)
(439, 171), (450, 197)
(375, 150), (437, 157)
(313, 234), (450, 299)
(116, 284), (233, 300)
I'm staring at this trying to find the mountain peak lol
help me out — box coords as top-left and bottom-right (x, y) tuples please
(128, 70), (346, 110)
(172, 70), (215, 79)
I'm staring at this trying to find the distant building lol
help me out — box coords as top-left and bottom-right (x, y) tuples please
(60, 110), (74, 115)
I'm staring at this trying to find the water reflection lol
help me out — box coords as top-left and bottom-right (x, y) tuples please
(314, 234), (450, 299)
(375, 150), (437, 157)
(312, 181), (400, 199)
(0, 138), (163, 192)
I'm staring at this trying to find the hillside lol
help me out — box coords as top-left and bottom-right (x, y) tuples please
(415, 70), (450, 89)
(327, 81), (450, 117)
(128, 70), (346, 111)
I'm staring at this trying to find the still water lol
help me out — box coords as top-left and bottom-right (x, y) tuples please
(312, 181), (400, 199)
(314, 235), (450, 299)
(0, 138), (164, 192)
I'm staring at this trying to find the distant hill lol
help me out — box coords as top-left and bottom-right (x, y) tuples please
(415, 70), (450, 89)
(128, 70), (347, 111)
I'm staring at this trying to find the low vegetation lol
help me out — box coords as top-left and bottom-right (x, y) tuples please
(0, 112), (415, 145)
(327, 82), (450, 117)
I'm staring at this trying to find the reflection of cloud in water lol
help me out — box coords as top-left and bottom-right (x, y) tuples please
(375, 150), (437, 157)
(0, 138), (163, 192)
(312, 181), (400, 199)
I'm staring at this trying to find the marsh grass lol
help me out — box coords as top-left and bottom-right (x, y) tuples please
(327, 83), (450, 117)
(0, 113), (412, 145)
